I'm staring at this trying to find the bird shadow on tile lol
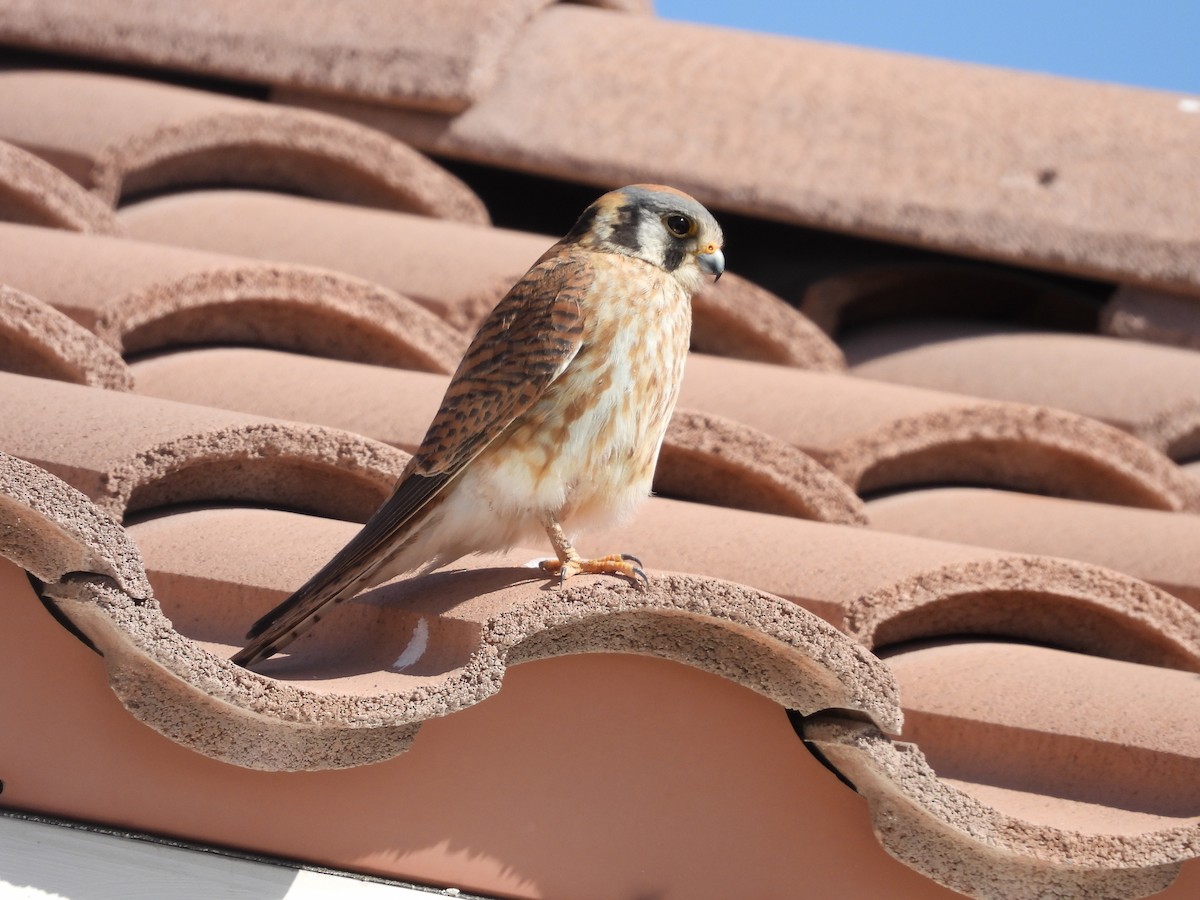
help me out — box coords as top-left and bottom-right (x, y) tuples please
(200, 565), (553, 682)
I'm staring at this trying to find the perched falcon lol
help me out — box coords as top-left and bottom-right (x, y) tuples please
(233, 184), (725, 668)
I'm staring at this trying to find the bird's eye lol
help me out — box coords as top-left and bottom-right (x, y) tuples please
(664, 214), (695, 238)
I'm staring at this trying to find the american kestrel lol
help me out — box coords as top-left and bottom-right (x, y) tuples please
(233, 185), (725, 668)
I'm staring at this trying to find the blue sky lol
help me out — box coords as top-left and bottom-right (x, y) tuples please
(654, 1), (1199, 94)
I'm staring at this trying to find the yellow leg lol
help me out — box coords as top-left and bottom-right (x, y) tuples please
(539, 517), (648, 587)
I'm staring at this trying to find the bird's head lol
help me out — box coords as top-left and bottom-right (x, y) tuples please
(564, 184), (725, 292)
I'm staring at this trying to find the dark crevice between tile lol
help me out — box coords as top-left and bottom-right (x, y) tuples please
(114, 179), (327, 210)
(27, 571), (102, 657)
(121, 500), (363, 530)
(0, 47), (270, 100)
(787, 708), (861, 794)
(435, 157), (1114, 327)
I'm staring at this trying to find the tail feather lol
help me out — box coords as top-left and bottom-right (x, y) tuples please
(231, 568), (370, 669)
(231, 476), (449, 669)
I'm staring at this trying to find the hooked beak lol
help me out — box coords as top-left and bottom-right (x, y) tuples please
(697, 247), (725, 281)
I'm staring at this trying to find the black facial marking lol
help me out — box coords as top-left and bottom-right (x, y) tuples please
(662, 244), (685, 272)
(608, 201), (642, 251)
(564, 203), (600, 241)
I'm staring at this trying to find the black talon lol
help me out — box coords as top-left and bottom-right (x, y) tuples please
(620, 553), (643, 568)
(631, 566), (649, 588)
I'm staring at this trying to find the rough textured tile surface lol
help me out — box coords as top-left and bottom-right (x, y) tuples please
(0, 222), (465, 372)
(0, 1), (646, 113)
(286, 4), (1200, 294)
(0, 556), (956, 899)
(120, 189), (840, 367)
(0, 139), (119, 233)
(887, 641), (1200, 825)
(0, 70), (488, 221)
(679, 354), (1198, 511)
(867, 488), (1200, 611)
(847, 323), (1200, 459)
(806, 715), (1198, 900)
(131, 347), (864, 523)
(0, 283), (132, 390)
(1103, 285), (1200, 351)
(0, 372), (405, 522)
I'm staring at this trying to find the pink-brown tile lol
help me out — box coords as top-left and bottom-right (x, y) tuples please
(0, 70), (487, 221)
(0, 222), (464, 372)
(0, 138), (119, 233)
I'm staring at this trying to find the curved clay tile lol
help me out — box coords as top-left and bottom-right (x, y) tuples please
(843, 555), (1200, 671)
(587, 499), (1200, 673)
(805, 714), (1198, 900)
(131, 347), (864, 523)
(692, 272), (844, 369)
(0, 223), (465, 373)
(0, 372), (406, 523)
(799, 264), (1101, 337)
(0, 139), (119, 234)
(120, 190), (834, 366)
(0, 450), (148, 598)
(868, 487), (1200, 612)
(659, 409), (865, 524)
(1103, 284), (1200, 351)
(0, 71), (488, 223)
(122, 190), (556, 328)
(132, 348), (442, 450)
(825, 403), (1199, 512)
(0, 283), (133, 390)
(888, 641), (1200, 824)
(101, 504), (901, 770)
(679, 354), (1199, 512)
(847, 324), (1200, 461)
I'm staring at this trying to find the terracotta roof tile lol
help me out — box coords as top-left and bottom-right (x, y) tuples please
(112, 503), (902, 770)
(869, 488), (1200, 613)
(0, 1), (646, 113)
(889, 641), (1200, 819)
(0, 222), (464, 372)
(120, 189), (840, 366)
(806, 713), (1198, 900)
(0, 559), (975, 898)
(0, 283), (132, 390)
(678, 354), (1198, 511)
(0, 450), (147, 596)
(0, 138), (120, 233)
(282, 4), (1200, 295)
(0, 70), (488, 221)
(0, 372), (404, 521)
(846, 323), (1200, 459)
(1, 12), (1199, 896)
(1103, 285), (1200, 351)
(130, 346), (863, 523)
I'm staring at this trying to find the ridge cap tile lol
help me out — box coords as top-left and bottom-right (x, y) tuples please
(282, 3), (1200, 294)
(0, 0), (571, 112)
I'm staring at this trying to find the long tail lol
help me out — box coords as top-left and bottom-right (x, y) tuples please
(232, 469), (452, 668)
(230, 559), (381, 669)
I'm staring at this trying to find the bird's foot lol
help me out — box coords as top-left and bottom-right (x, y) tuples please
(539, 552), (648, 588)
